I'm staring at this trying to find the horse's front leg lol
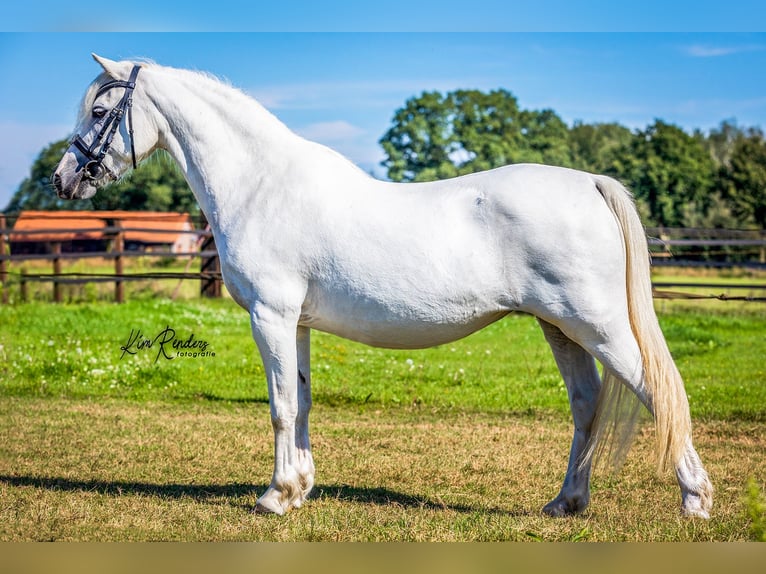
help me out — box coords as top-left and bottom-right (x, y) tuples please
(250, 304), (315, 515)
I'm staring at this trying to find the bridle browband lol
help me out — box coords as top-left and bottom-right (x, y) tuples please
(71, 65), (141, 181)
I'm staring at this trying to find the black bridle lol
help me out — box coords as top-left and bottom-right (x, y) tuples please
(71, 65), (141, 181)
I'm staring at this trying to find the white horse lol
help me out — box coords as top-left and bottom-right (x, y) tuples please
(53, 55), (713, 518)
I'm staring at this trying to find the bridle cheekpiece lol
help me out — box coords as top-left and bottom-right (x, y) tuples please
(71, 65), (141, 181)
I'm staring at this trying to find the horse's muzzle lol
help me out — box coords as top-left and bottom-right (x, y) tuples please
(52, 166), (96, 200)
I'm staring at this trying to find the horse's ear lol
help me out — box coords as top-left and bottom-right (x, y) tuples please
(92, 53), (132, 80)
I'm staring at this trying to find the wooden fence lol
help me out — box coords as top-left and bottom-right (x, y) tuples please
(645, 226), (766, 267)
(0, 213), (221, 304)
(1, 214), (765, 303)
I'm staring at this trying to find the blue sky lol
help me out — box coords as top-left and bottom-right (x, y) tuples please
(2, 25), (766, 208)
(3, 1), (765, 33)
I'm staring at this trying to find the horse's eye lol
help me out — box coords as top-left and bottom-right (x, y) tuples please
(92, 107), (107, 119)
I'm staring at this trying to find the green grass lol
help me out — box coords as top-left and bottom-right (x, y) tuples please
(1, 298), (764, 420)
(1, 290), (764, 541)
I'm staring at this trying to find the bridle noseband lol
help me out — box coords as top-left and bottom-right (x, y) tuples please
(71, 65), (141, 181)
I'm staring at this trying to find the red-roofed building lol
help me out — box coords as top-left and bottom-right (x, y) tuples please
(9, 211), (197, 254)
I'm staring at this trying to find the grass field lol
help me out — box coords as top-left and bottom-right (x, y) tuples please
(1, 278), (764, 541)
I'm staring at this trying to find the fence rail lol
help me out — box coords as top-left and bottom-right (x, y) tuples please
(1, 250), (219, 262)
(0, 212), (221, 303)
(645, 226), (766, 268)
(1, 215), (765, 303)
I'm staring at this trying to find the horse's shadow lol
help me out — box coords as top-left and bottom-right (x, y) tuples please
(0, 475), (525, 516)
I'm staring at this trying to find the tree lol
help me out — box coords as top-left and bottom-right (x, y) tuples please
(4, 139), (198, 214)
(379, 91), (458, 183)
(4, 139), (70, 212)
(379, 89), (572, 182)
(517, 108), (572, 167)
(720, 128), (766, 227)
(569, 121), (633, 174)
(608, 120), (716, 227)
(705, 120), (743, 169)
(448, 89), (524, 174)
(91, 152), (198, 213)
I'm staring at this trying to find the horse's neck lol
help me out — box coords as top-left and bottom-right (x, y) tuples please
(150, 68), (299, 228)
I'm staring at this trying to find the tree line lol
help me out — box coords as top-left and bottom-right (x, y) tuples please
(379, 89), (766, 229)
(6, 87), (766, 229)
(5, 142), (198, 215)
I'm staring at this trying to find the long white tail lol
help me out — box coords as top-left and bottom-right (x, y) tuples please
(588, 175), (692, 473)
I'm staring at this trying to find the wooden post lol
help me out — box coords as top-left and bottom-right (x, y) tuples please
(0, 214), (7, 304)
(199, 214), (221, 298)
(52, 242), (62, 303)
(113, 221), (124, 303)
(20, 268), (28, 302)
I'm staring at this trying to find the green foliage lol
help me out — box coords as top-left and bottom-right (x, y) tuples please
(4, 139), (70, 212)
(608, 120), (716, 227)
(9, 96), (766, 231)
(379, 89), (572, 183)
(4, 141), (198, 214)
(379, 91), (458, 183)
(450, 89), (523, 174)
(381, 93), (766, 229)
(744, 478), (766, 541)
(719, 128), (766, 227)
(569, 121), (633, 174)
(90, 151), (198, 213)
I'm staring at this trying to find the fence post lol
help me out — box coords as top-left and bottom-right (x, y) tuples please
(52, 242), (62, 303)
(113, 221), (124, 303)
(20, 268), (28, 302)
(0, 214), (7, 304)
(199, 214), (221, 298)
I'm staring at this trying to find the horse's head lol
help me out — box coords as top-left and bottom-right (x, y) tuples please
(53, 54), (156, 200)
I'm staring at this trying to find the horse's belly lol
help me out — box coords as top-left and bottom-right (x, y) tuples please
(299, 289), (511, 349)
(303, 313), (509, 349)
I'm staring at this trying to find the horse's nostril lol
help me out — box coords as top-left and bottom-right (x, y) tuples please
(52, 172), (62, 190)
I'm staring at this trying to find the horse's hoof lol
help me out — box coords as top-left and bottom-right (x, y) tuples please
(254, 489), (287, 515)
(682, 507), (710, 519)
(542, 502), (572, 517)
(542, 496), (587, 517)
(254, 502), (283, 515)
(681, 493), (711, 519)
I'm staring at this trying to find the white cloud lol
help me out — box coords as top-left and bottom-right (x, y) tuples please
(296, 120), (366, 143)
(684, 44), (766, 58)
(0, 121), (71, 209)
(295, 120), (386, 177)
(248, 77), (491, 112)
(250, 81), (404, 112)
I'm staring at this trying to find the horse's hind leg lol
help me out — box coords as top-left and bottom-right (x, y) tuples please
(560, 315), (713, 519)
(294, 325), (316, 504)
(675, 438), (713, 518)
(537, 319), (601, 516)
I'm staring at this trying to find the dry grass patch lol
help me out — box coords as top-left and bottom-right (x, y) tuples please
(1, 396), (763, 541)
